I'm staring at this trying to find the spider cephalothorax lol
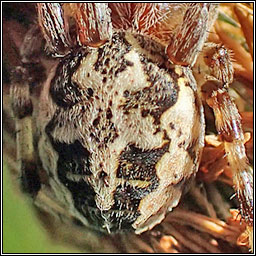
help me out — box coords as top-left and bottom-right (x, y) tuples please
(8, 3), (253, 252)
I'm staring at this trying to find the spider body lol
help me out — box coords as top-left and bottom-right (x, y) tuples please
(38, 31), (204, 233)
(7, 2), (253, 251)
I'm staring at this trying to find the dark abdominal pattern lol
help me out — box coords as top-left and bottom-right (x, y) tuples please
(45, 32), (182, 233)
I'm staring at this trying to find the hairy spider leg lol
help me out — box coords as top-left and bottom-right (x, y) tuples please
(108, 3), (185, 45)
(109, 3), (161, 31)
(194, 43), (253, 250)
(167, 3), (218, 66)
(10, 25), (46, 196)
(37, 3), (71, 55)
(63, 3), (112, 48)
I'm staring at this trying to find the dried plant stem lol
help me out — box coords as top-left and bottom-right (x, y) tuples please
(189, 185), (217, 218)
(166, 209), (244, 244)
(234, 5), (253, 57)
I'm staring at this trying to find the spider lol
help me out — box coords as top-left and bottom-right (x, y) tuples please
(4, 3), (253, 253)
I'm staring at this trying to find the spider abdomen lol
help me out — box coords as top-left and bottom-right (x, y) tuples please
(38, 32), (205, 233)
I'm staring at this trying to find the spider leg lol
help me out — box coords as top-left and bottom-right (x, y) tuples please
(109, 3), (177, 41)
(37, 3), (71, 55)
(109, 3), (161, 32)
(10, 25), (46, 196)
(194, 43), (253, 248)
(63, 3), (112, 47)
(207, 89), (253, 224)
(167, 3), (218, 66)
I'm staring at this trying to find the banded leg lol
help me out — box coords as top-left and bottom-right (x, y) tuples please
(167, 3), (218, 66)
(194, 43), (253, 249)
(10, 25), (45, 196)
(37, 3), (71, 55)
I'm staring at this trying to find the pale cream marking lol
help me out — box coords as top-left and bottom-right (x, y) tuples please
(124, 33), (165, 65)
(134, 185), (182, 234)
(174, 66), (183, 76)
(133, 69), (205, 233)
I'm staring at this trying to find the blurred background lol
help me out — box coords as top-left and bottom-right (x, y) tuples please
(3, 162), (81, 253)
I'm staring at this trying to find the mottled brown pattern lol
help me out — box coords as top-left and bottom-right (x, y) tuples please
(50, 49), (87, 108)
(186, 138), (199, 164)
(121, 61), (179, 125)
(117, 142), (169, 181)
(37, 31), (205, 234)
(6, 3), (253, 252)
(94, 33), (132, 76)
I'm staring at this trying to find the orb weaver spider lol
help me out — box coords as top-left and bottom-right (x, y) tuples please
(3, 3), (253, 253)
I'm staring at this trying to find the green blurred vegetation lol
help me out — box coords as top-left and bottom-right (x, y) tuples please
(3, 162), (81, 253)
